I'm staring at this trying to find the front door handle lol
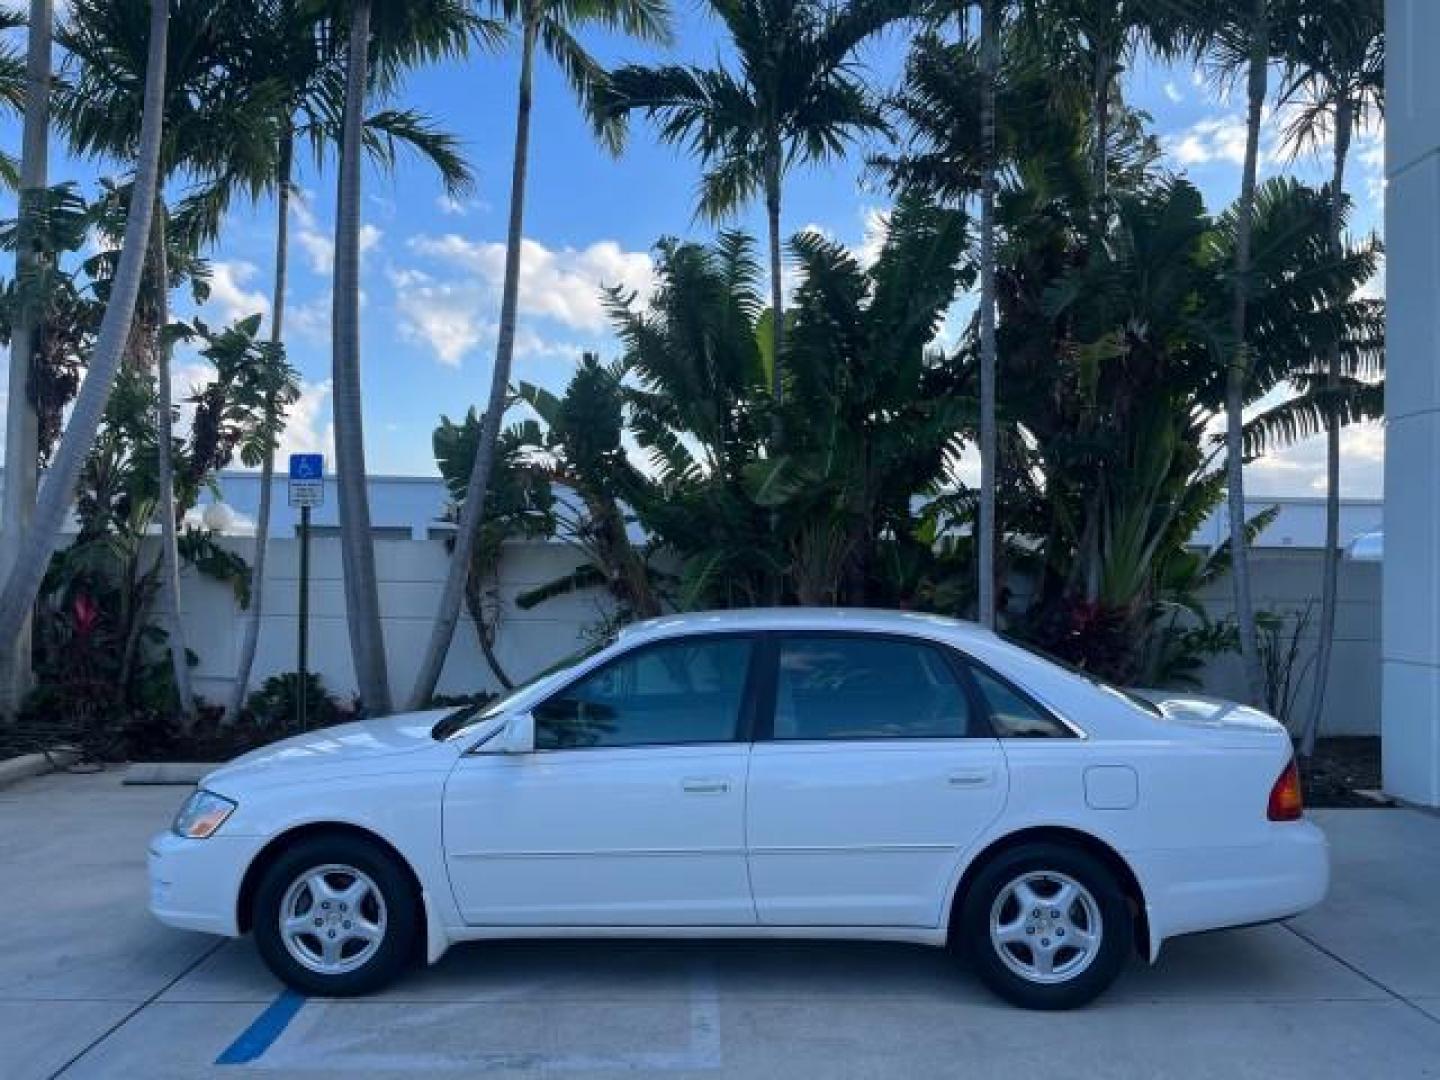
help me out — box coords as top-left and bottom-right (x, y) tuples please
(682, 777), (731, 795)
(948, 769), (994, 788)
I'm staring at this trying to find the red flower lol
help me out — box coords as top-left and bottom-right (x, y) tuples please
(72, 593), (99, 638)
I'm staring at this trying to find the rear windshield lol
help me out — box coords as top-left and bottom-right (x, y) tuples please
(997, 633), (1164, 717)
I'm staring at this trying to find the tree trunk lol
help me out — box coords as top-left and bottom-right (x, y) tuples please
(1092, 39), (1110, 222)
(977, 0), (998, 629)
(1225, 0), (1270, 707)
(407, 14), (537, 709)
(227, 130), (293, 721)
(1300, 93), (1353, 758)
(0, 0), (53, 719)
(331, 0), (393, 714)
(0, 0), (167, 666)
(765, 152), (784, 406)
(151, 202), (197, 724)
(463, 573), (513, 690)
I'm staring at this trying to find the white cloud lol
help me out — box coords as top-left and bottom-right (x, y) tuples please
(207, 260), (270, 325)
(1163, 80), (1183, 104)
(287, 292), (331, 344)
(1247, 421), (1384, 498)
(391, 234), (654, 367)
(436, 194), (490, 217)
(1166, 114), (1249, 166)
(390, 267), (493, 367)
(273, 378), (336, 466)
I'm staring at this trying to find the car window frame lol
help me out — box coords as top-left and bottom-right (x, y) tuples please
(751, 630), (991, 744)
(528, 630), (763, 752)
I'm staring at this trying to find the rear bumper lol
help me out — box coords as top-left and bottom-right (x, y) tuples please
(148, 831), (259, 937)
(1131, 820), (1330, 959)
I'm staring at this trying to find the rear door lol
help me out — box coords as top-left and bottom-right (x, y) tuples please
(745, 632), (1008, 927)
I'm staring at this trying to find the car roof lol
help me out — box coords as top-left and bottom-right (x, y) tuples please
(616, 607), (999, 648)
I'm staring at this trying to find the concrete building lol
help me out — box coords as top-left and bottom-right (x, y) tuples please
(1383, 0), (1440, 806)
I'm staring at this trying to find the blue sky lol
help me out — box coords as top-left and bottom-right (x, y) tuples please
(1, 5), (1387, 496)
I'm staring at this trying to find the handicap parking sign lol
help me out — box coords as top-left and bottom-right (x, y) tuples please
(288, 454), (325, 507)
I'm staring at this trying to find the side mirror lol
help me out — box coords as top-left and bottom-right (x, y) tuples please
(497, 710), (535, 754)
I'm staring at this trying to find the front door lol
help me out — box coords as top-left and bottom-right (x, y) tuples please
(746, 633), (1008, 926)
(443, 633), (758, 926)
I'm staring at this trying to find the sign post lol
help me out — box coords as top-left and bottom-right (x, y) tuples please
(288, 454), (324, 731)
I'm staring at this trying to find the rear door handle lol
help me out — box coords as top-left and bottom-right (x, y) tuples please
(948, 769), (994, 788)
(682, 777), (731, 795)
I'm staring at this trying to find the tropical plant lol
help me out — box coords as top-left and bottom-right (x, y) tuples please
(0, 0), (169, 704)
(329, 0), (479, 716)
(1273, 0), (1384, 757)
(598, 0), (909, 406)
(1192, 0), (1282, 706)
(407, 0), (671, 709)
(226, 0), (483, 719)
(55, 0), (295, 722)
(515, 355), (667, 623)
(432, 406), (555, 689)
(0, 0), (56, 717)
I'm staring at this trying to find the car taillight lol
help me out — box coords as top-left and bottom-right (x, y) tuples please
(1267, 757), (1304, 821)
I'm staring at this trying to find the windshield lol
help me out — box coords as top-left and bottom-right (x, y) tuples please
(430, 637), (614, 741)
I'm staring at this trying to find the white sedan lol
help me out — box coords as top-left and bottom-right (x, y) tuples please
(149, 609), (1328, 1009)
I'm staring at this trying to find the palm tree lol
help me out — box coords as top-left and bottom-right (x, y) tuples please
(1199, 0), (1278, 707)
(58, 0), (290, 722)
(0, 6), (30, 190)
(1274, 0), (1383, 755)
(406, 0), (670, 710)
(0, 0), (169, 681)
(977, 0), (998, 628)
(225, 0), (479, 720)
(0, 0), (54, 719)
(331, 0), (477, 715)
(598, 0), (908, 407)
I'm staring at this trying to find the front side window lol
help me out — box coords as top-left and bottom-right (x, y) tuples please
(773, 635), (972, 740)
(534, 636), (753, 750)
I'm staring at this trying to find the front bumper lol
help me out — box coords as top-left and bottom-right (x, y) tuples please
(1132, 820), (1330, 957)
(148, 830), (262, 938)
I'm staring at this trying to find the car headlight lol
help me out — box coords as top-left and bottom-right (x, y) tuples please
(172, 790), (237, 839)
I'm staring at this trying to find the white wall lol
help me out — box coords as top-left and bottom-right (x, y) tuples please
(170, 536), (1381, 735)
(176, 537), (615, 707)
(1193, 551), (1381, 737)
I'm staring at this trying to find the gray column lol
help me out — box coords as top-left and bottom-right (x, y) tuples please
(1383, 0), (1440, 806)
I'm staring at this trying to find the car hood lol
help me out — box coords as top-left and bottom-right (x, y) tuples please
(203, 708), (460, 787)
(1129, 690), (1287, 739)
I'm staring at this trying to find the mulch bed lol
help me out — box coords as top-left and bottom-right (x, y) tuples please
(1299, 736), (1387, 808)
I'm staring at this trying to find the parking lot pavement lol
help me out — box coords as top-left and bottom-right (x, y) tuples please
(2, 771), (1439, 1080)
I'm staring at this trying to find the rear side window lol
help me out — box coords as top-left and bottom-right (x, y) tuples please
(969, 665), (1074, 738)
(534, 636), (753, 749)
(773, 635), (973, 740)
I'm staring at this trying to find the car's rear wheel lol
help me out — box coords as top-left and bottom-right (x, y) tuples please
(252, 834), (418, 996)
(959, 842), (1131, 1009)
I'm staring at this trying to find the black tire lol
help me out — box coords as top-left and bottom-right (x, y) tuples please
(252, 833), (419, 997)
(958, 842), (1132, 1010)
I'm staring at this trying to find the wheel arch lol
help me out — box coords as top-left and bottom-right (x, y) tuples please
(946, 825), (1150, 959)
(236, 821), (428, 956)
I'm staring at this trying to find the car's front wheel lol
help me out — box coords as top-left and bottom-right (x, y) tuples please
(252, 834), (418, 996)
(959, 842), (1132, 1010)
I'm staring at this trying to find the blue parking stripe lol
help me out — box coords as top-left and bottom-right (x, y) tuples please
(216, 989), (307, 1065)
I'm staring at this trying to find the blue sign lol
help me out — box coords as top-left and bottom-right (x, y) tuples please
(289, 453), (323, 481)
(288, 454), (325, 508)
